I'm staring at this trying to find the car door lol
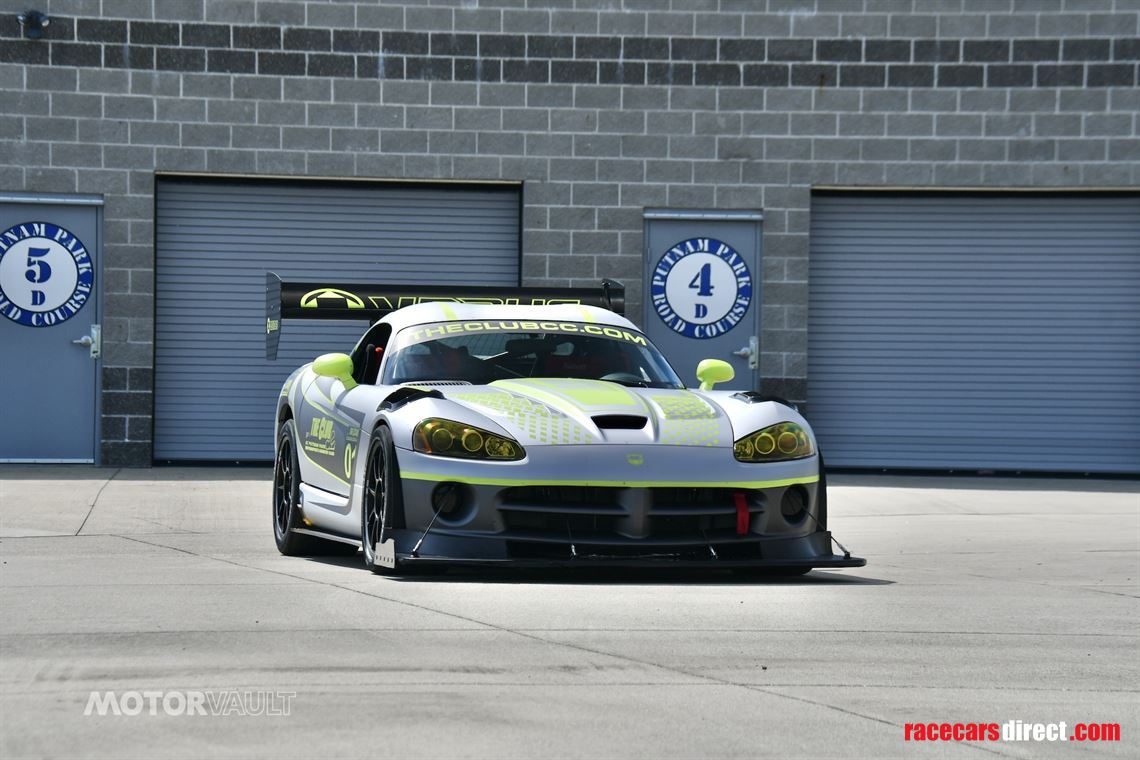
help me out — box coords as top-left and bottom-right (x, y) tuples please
(295, 372), (364, 496)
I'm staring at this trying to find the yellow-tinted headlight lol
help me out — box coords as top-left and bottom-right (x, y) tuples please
(413, 418), (524, 461)
(734, 422), (814, 462)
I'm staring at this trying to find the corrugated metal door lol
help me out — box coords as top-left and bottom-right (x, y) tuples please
(808, 193), (1140, 474)
(155, 179), (519, 460)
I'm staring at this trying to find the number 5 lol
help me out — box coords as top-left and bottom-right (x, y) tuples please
(25, 247), (52, 284)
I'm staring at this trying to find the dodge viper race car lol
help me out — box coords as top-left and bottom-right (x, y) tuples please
(266, 274), (864, 575)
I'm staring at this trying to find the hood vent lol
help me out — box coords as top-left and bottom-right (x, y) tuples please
(592, 415), (648, 430)
(401, 381), (472, 387)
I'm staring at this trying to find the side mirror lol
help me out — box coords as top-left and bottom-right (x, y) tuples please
(696, 359), (734, 391)
(312, 352), (357, 390)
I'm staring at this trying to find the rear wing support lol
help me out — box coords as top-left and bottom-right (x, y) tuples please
(265, 272), (625, 359)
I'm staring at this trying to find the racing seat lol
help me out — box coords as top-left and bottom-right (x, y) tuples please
(361, 344), (383, 385)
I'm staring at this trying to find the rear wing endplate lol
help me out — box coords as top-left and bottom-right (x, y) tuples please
(265, 272), (625, 359)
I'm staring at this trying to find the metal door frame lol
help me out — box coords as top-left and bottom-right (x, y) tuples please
(642, 208), (764, 388)
(0, 192), (104, 463)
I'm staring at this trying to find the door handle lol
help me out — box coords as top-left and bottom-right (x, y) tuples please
(732, 336), (759, 370)
(72, 325), (101, 359)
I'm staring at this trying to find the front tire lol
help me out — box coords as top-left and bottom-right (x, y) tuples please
(361, 426), (403, 574)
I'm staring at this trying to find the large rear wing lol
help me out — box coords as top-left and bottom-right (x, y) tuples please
(265, 272), (625, 359)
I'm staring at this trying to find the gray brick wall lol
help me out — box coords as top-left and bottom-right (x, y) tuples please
(1, 0), (1139, 465)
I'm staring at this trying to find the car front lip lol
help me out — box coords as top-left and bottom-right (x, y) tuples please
(384, 527), (865, 569)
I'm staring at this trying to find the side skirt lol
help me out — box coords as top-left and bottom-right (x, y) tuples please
(290, 527), (361, 547)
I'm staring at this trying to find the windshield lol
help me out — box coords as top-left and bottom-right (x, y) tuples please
(381, 320), (683, 388)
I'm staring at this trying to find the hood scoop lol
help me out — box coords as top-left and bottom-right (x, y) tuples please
(591, 414), (648, 430)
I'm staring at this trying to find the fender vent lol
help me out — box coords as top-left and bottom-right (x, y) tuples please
(592, 415), (648, 430)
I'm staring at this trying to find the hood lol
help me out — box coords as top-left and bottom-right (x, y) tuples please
(435, 378), (734, 447)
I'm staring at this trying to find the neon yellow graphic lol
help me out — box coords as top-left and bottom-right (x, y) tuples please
(304, 416), (336, 456)
(626, 453), (644, 466)
(300, 288), (366, 309)
(401, 321), (648, 347)
(452, 390), (591, 445)
(400, 471), (820, 489)
(652, 392), (717, 420)
(659, 417), (721, 447)
(343, 442), (357, 479)
(493, 378), (639, 412)
(297, 443), (349, 485)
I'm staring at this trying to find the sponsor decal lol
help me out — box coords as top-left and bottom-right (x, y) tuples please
(650, 237), (752, 339)
(401, 320), (648, 347)
(626, 453), (645, 466)
(0, 221), (94, 328)
(296, 289), (586, 312)
(299, 288), (365, 310)
(304, 416), (337, 457)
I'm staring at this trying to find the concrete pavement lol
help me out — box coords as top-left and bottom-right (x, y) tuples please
(0, 466), (1137, 759)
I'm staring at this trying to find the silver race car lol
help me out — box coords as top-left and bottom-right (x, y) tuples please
(266, 275), (864, 575)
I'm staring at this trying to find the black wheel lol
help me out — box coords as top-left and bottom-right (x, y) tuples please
(273, 419), (357, 557)
(362, 426), (403, 574)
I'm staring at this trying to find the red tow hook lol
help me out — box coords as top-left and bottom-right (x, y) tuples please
(734, 490), (750, 535)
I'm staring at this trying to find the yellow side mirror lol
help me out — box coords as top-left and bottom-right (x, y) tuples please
(696, 359), (734, 391)
(312, 352), (357, 390)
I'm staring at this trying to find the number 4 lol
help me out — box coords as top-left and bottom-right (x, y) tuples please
(688, 262), (713, 296)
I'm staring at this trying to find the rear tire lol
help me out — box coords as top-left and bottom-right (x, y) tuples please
(273, 419), (358, 557)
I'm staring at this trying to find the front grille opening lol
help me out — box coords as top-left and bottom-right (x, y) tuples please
(502, 512), (620, 535)
(501, 486), (623, 509)
(652, 488), (764, 511)
(652, 514), (738, 536)
(780, 485), (809, 524)
(591, 415), (648, 429)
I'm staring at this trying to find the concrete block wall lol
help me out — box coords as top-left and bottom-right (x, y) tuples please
(1, 0), (1138, 465)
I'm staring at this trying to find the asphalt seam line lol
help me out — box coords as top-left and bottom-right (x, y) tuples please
(112, 533), (1017, 760)
(74, 467), (121, 536)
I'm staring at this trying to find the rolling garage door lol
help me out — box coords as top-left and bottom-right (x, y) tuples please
(155, 179), (519, 460)
(808, 193), (1140, 474)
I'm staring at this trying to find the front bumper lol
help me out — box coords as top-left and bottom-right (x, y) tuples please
(389, 446), (865, 569)
(385, 526), (864, 569)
